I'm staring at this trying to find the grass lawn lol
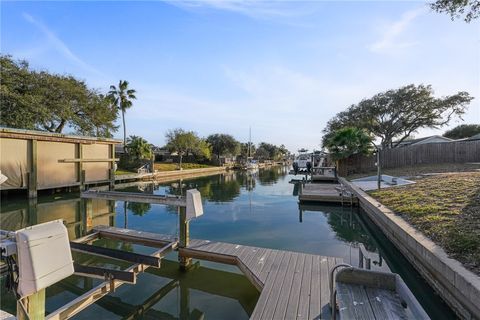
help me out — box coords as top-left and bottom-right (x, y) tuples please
(154, 162), (215, 171)
(369, 172), (480, 275)
(115, 169), (136, 175)
(346, 163), (480, 180)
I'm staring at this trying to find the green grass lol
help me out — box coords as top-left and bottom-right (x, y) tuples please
(346, 163), (480, 180)
(369, 172), (480, 275)
(115, 169), (136, 175)
(154, 162), (215, 171)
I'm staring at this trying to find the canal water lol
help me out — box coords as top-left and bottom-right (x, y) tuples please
(0, 166), (455, 319)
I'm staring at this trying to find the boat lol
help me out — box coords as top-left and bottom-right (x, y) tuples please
(330, 264), (429, 320)
(292, 148), (311, 174)
(242, 127), (259, 171)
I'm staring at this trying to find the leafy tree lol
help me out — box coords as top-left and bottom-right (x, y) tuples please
(206, 134), (240, 160)
(240, 142), (256, 158)
(126, 135), (152, 160)
(324, 127), (373, 161)
(127, 202), (151, 216)
(323, 84), (473, 148)
(108, 80), (136, 149)
(165, 128), (211, 168)
(1, 55), (118, 137)
(255, 147), (269, 160)
(443, 124), (480, 139)
(430, 0), (480, 22)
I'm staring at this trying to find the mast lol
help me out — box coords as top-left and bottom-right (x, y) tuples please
(248, 126), (251, 158)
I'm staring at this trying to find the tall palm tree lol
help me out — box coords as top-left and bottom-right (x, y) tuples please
(108, 80), (136, 150)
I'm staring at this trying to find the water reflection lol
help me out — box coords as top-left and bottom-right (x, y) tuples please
(0, 166), (454, 319)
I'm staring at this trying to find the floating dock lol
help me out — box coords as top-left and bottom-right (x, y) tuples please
(298, 183), (357, 205)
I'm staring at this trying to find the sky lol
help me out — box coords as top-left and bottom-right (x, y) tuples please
(1, 0), (479, 152)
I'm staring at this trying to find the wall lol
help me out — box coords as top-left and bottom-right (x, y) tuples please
(37, 141), (77, 189)
(338, 140), (480, 176)
(340, 177), (480, 319)
(0, 138), (29, 189)
(83, 143), (110, 182)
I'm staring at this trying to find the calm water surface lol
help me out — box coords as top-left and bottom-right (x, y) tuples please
(0, 167), (454, 319)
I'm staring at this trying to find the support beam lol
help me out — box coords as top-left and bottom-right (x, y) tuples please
(17, 288), (45, 320)
(73, 263), (136, 283)
(28, 139), (37, 199)
(81, 190), (186, 207)
(46, 245), (170, 320)
(179, 207), (192, 271)
(70, 242), (161, 267)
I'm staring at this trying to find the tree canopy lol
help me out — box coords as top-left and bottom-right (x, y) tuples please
(322, 84), (473, 148)
(0, 55), (118, 137)
(324, 127), (373, 161)
(126, 135), (152, 160)
(430, 0), (480, 22)
(443, 124), (480, 139)
(206, 134), (240, 159)
(165, 128), (211, 167)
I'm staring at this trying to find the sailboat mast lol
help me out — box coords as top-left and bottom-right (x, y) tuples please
(248, 126), (251, 158)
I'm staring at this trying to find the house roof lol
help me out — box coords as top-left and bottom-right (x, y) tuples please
(0, 127), (122, 144)
(467, 133), (480, 140)
(396, 135), (453, 146)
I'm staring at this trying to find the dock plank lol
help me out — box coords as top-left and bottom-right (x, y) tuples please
(285, 253), (306, 320)
(298, 254), (313, 319)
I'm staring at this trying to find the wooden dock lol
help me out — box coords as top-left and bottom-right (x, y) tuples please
(68, 226), (343, 320)
(299, 183), (357, 205)
(181, 239), (342, 320)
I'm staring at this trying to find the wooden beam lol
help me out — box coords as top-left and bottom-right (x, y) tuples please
(46, 245), (170, 320)
(81, 191), (186, 207)
(28, 139), (37, 198)
(59, 158), (119, 163)
(71, 231), (100, 244)
(70, 242), (161, 267)
(17, 289), (45, 320)
(73, 263), (136, 283)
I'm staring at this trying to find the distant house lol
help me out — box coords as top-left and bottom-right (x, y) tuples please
(466, 133), (480, 141)
(395, 135), (454, 147)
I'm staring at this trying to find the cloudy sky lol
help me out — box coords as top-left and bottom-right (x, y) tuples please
(2, 1), (479, 152)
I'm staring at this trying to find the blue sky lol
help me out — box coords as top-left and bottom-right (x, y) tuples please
(2, 1), (479, 152)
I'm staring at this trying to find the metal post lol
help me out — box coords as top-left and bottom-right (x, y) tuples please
(376, 148), (381, 190)
(178, 207), (191, 271)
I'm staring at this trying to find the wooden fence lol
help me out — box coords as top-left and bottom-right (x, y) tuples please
(338, 140), (480, 176)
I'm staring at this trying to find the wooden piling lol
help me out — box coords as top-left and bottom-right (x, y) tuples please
(17, 289), (45, 320)
(178, 207), (192, 271)
(28, 139), (37, 199)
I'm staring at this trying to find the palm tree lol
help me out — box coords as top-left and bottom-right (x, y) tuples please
(108, 80), (136, 150)
(126, 135), (152, 160)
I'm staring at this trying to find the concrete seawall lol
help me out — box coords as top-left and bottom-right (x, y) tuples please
(115, 167), (227, 183)
(338, 177), (480, 319)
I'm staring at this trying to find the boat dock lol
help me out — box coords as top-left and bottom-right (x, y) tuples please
(92, 226), (342, 320)
(298, 183), (357, 205)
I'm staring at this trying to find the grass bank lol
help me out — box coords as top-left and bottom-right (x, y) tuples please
(346, 163), (480, 180)
(369, 172), (480, 275)
(154, 162), (215, 171)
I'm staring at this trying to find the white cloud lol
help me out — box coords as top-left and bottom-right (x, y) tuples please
(164, 0), (320, 20)
(22, 12), (103, 76)
(369, 7), (425, 53)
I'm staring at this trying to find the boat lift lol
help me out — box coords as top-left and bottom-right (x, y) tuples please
(0, 189), (203, 320)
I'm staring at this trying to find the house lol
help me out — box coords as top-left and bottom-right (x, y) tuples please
(395, 135), (454, 147)
(466, 133), (480, 141)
